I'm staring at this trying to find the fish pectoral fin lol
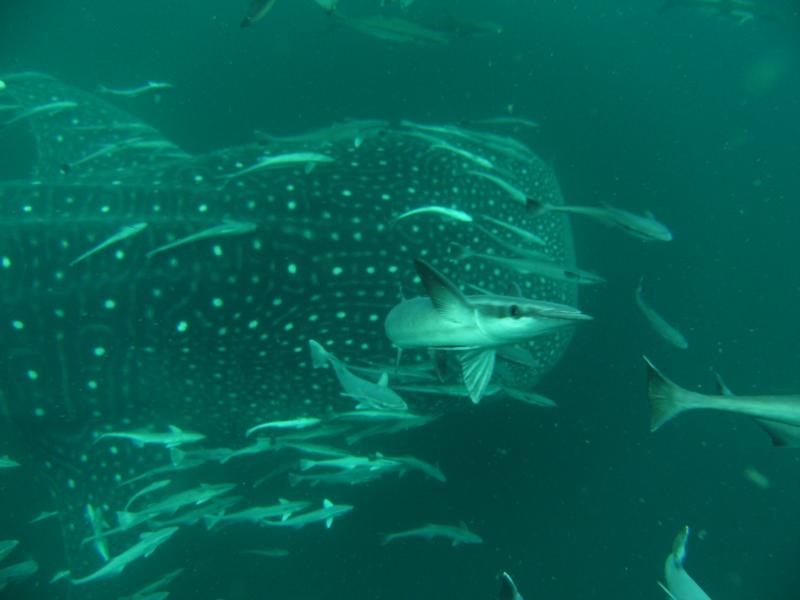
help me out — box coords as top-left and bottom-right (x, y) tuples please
(656, 580), (677, 600)
(458, 349), (496, 404)
(413, 258), (473, 323)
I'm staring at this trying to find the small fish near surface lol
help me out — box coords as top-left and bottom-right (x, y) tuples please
(658, 526), (712, 600)
(634, 277), (688, 350)
(645, 357), (800, 433)
(385, 258), (589, 403)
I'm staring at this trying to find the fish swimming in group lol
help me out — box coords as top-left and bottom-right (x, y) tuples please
(96, 81), (174, 98)
(334, 13), (453, 44)
(0, 71), (577, 594)
(261, 498), (353, 529)
(658, 526), (712, 599)
(645, 357), (800, 432)
(634, 277), (689, 350)
(382, 521), (483, 546)
(528, 199), (673, 242)
(53, 527), (178, 586)
(94, 425), (206, 449)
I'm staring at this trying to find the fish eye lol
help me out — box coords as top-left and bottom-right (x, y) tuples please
(509, 304), (521, 319)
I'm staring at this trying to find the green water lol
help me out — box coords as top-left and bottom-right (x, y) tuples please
(1, 1), (799, 599)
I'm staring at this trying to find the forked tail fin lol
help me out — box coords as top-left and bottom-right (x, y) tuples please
(644, 356), (689, 431)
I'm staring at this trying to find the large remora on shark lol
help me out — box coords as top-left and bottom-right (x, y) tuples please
(0, 72), (577, 583)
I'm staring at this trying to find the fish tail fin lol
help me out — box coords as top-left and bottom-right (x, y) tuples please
(644, 356), (689, 431)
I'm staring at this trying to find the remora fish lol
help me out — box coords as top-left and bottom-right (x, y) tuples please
(309, 339), (408, 411)
(241, 0), (279, 27)
(634, 277), (688, 350)
(658, 526), (712, 600)
(528, 199), (673, 242)
(95, 425), (206, 448)
(97, 81), (174, 98)
(262, 498), (353, 529)
(0, 540), (18, 562)
(382, 521), (483, 546)
(334, 14), (452, 44)
(385, 259), (589, 403)
(53, 527), (178, 585)
(0, 72), (575, 580)
(645, 357), (800, 432)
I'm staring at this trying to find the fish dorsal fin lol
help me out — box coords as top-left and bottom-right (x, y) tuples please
(378, 372), (389, 387)
(711, 371), (734, 396)
(278, 497), (289, 504)
(323, 498), (333, 508)
(458, 349), (496, 404)
(168, 425), (181, 434)
(505, 282), (523, 297)
(458, 520), (468, 530)
(309, 339), (330, 369)
(413, 258), (472, 323)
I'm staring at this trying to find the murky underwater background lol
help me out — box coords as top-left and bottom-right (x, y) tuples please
(1, 1), (799, 598)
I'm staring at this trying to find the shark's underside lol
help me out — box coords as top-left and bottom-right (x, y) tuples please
(0, 72), (576, 595)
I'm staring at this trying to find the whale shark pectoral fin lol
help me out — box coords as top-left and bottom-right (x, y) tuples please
(413, 258), (473, 323)
(459, 349), (496, 404)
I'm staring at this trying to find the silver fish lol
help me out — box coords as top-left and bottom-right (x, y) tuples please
(529, 199), (673, 242)
(97, 81), (174, 97)
(634, 277), (688, 349)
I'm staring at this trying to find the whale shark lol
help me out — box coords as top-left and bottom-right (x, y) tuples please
(0, 71), (577, 593)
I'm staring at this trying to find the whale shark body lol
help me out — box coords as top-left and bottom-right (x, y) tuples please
(0, 72), (577, 592)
